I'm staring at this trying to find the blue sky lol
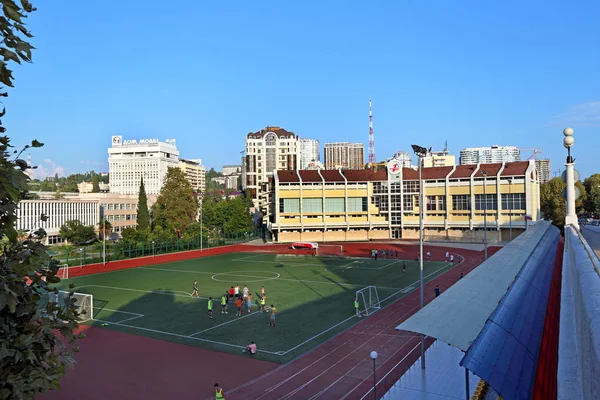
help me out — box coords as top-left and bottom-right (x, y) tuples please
(7, 0), (600, 179)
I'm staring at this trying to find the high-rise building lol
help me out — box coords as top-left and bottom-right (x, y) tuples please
(299, 138), (320, 169)
(324, 142), (364, 170)
(242, 126), (299, 209)
(108, 136), (179, 195)
(535, 159), (551, 183)
(459, 145), (520, 165)
(179, 158), (206, 193)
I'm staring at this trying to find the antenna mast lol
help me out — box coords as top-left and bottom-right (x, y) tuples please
(368, 98), (376, 164)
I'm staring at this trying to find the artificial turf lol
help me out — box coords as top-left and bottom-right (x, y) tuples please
(57, 252), (455, 363)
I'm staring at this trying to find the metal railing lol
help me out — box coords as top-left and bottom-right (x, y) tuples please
(571, 226), (600, 276)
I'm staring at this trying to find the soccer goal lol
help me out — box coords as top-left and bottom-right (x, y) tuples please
(49, 291), (94, 322)
(316, 244), (344, 257)
(356, 286), (381, 316)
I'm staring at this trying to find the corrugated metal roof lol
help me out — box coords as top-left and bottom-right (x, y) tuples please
(396, 221), (551, 351)
(460, 225), (559, 400)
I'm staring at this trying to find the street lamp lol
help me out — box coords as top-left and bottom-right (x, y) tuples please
(482, 170), (488, 260)
(411, 144), (429, 370)
(200, 197), (203, 251)
(563, 128), (579, 229)
(152, 240), (155, 257)
(370, 351), (378, 400)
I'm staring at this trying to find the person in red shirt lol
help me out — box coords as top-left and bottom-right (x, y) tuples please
(228, 286), (234, 302)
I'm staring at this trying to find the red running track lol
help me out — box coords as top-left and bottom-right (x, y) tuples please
(218, 244), (496, 400)
(42, 242), (496, 400)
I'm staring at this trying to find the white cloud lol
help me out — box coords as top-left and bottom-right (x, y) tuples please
(80, 160), (104, 166)
(551, 101), (600, 127)
(30, 159), (66, 180)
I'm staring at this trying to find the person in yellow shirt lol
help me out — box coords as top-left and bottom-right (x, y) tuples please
(260, 295), (266, 312)
(354, 297), (361, 317)
(221, 293), (228, 314)
(214, 383), (225, 399)
(207, 297), (213, 319)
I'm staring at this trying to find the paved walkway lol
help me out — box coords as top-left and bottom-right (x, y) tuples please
(581, 225), (600, 259)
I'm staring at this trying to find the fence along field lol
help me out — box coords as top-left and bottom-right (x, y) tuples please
(56, 251), (457, 363)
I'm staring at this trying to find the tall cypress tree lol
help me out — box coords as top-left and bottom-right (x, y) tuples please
(137, 178), (150, 230)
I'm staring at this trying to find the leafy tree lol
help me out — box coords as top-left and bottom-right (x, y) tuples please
(575, 180), (587, 215)
(91, 174), (100, 192)
(183, 221), (202, 239)
(97, 219), (112, 239)
(136, 178), (150, 230)
(583, 174), (600, 215)
(59, 220), (96, 246)
(540, 178), (566, 228)
(152, 167), (198, 235)
(201, 192), (252, 236)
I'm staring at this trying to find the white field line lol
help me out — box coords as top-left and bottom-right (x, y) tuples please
(91, 318), (282, 355)
(77, 284), (210, 300)
(111, 314), (145, 324)
(139, 266), (401, 290)
(188, 307), (272, 337)
(92, 307), (145, 324)
(278, 261), (454, 356)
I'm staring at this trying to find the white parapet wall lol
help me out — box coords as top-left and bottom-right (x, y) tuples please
(559, 227), (600, 400)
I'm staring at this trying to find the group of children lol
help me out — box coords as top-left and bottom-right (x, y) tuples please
(191, 281), (276, 326)
(371, 248), (457, 264)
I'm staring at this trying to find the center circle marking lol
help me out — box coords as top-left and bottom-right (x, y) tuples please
(211, 270), (281, 283)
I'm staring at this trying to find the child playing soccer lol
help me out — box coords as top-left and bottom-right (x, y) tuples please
(260, 295), (266, 312)
(235, 297), (243, 316)
(207, 297), (213, 318)
(191, 280), (198, 297)
(247, 294), (253, 314)
(269, 305), (277, 327)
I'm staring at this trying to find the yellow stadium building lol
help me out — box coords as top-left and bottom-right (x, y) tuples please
(268, 160), (540, 244)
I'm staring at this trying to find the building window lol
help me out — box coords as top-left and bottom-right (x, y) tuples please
(325, 198), (345, 213)
(426, 196), (437, 211)
(279, 198), (300, 213)
(108, 204), (114, 210)
(438, 196), (446, 211)
(474, 194), (497, 210)
(348, 197), (368, 212)
(501, 193), (526, 210)
(403, 194), (413, 210)
(452, 195), (471, 211)
(402, 181), (420, 193)
(302, 198), (323, 213)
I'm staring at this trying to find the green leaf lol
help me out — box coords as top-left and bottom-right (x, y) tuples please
(31, 139), (43, 147)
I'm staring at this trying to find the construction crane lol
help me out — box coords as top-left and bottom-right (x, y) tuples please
(521, 148), (546, 160)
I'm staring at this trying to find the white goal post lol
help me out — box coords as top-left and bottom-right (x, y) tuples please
(49, 290), (94, 322)
(59, 264), (69, 280)
(356, 286), (381, 316)
(316, 244), (344, 257)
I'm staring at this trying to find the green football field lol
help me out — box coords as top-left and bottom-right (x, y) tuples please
(57, 252), (455, 363)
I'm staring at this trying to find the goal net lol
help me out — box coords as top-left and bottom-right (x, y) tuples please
(356, 286), (381, 316)
(316, 244), (344, 257)
(49, 291), (94, 322)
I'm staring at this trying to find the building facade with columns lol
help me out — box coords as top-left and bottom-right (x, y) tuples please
(269, 160), (540, 243)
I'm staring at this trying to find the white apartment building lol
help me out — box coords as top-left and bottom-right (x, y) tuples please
(16, 200), (99, 245)
(242, 126), (299, 209)
(77, 181), (109, 193)
(179, 158), (205, 193)
(536, 159), (551, 183)
(324, 142), (364, 170)
(108, 136), (179, 195)
(299, 138), (320, 169)
(460, 145), (520, 165)
(222, 165), (242, 175)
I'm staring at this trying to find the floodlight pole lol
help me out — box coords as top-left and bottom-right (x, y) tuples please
(370, 351), (378, 400)
(412, 144), (427, 370)
(102, 207), (106, 265)
(200, 197), (203, 251)
(482, 170), (488, 260)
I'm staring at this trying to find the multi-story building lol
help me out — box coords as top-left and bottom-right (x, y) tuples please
(179, 158), (205, 193)
(460, 145), (520, 165)
(242, 126), (299, 209)
(222, 165), (242, 176)
(16, 199), (99, 245)
(211, 175), (239, 190)
(392, 151), (412, 168)
(77, 181), (109, 193)
(422, 149), (456, 167)
(299, 138), (320, 169)
(535, 159), (551, 183)
(324, 142), (364, 170)
(108, 136), (179, 195)
(17, 193), (158, 244)
(269, 160), (540, 244)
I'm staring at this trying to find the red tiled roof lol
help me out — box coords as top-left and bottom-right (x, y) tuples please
(501, 161), (530, 176)
(402, 168), (419, 180)
(474, 163), (502, 177)
(342, 170), (372, 182)
(277, 170), (299, 183)
(320, 170), (345, 182)
(247, 126), (297, 139)
(298, 170), (321, 182)
(449, 164), (477, 179)
(421, 166), (454, 179)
